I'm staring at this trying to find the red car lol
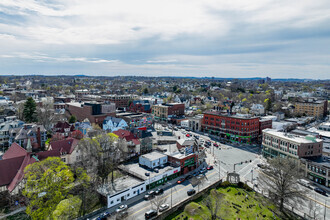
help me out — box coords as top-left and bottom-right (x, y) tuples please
(177, 178), (185, 184)
(207, 165), (214, 170)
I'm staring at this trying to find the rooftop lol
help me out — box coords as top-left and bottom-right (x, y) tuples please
(140, 151), (166, 161)
(204, 111), (258, 119)
(263, 129), (323, 144)
(97, 175), (143, 196)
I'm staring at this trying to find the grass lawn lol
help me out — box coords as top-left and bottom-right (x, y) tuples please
(166, 186), (280, 220)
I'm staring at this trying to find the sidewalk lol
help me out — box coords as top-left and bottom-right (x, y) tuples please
(0, 207), (26, 219)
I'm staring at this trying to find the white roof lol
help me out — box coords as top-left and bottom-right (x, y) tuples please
(263, 129), (323, 144)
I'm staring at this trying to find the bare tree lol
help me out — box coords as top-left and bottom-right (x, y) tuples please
(202, 189), (224, 220)
(308, 199), (321, 220)
(259, 157), (306, 212)
(37, 102), (55, 131)
(150, 194), (168, 212)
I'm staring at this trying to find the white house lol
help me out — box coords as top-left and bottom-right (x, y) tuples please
(139, 151), (168, 169)
(250, 104), (265, 115)
(102, 116), (128, 132)
(181, 120), (189, 128)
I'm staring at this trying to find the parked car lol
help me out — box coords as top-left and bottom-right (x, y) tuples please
(207, 165), (213, 170)
(144, 191), (156, 200)
(145, 209), (157, 219)
(297, 179), (313, 189)
(155, 188), (164, 195)
(314, 188), (327, 196)
(145, 172), (150, 176)
(199, 168), (207, 174)
(213, 143), (219, 147)
(187, 189), (196, 196)
(154, 168), (159, 173)
(177, 178), (185, 184)
(186, 175), (193, 180)
(159, 204), (169, 212)
(257, 164), (267, 169)
(116, 204), (128, 213)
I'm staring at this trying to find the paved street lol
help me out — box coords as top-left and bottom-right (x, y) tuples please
(88, 126), (330, 220)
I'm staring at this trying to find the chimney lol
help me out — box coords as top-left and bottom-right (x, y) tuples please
(37, 127), (42, 150)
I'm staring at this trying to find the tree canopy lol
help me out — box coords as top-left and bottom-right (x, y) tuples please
(23, 157), (75, 220)
(23, 97), (37, 123)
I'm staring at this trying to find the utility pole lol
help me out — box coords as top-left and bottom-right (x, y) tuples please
(171, 187), (173, 208)
(324, 199), (327, 220)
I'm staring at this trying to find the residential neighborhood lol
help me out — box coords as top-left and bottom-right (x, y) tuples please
(0, 75), (328, 220)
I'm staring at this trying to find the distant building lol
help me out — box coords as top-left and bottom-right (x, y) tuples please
(9, 124), (47, 150)
(53, 121), (75, 138)
(101, 94), (136, 108)
(202, 111), (272, 144)
(102, 116), (128, 132)
(111, 129), (141, 158)
(65, 102), (116, 126)
(188, 114), (203, 132)
(294, 99), (327, 118)
(262, 129), (323, 159)
(139, 151), (168, 169)
(128, 100), (151, 113)
(301, 156), (330, 188)
(250, 104), (265, 116)
(75, 89), (90, 101)
(152, 103), (185, 123)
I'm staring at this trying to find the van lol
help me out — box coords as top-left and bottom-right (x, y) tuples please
(297, 179), (313, 189)
(145, 210), (157, 219)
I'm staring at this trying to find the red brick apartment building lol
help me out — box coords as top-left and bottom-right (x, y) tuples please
(65, 102), (115, 126)
(168, 153), (198, 175)
(152, 103), (185, 123)
(202, 111), (272, 144)
(101, 95), (136, 108)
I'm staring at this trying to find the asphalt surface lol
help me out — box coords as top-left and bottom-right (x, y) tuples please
(90, 126), (329, 220)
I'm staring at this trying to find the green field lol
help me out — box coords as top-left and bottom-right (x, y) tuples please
(166, 186), (280, 220)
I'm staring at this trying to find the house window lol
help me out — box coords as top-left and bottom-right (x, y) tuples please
(61, 158), (66, 162)
(111, 201), (114, 204)
(117, 199), (120, 201)
(133, 191), (136, 194)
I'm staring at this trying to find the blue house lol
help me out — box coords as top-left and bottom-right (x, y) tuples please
(103, 117), (128, 132)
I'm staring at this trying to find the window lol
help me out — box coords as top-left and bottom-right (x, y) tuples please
(133, 191), (136, 194)
(117, 199), (120, 201)
(111, 201), (114, 204)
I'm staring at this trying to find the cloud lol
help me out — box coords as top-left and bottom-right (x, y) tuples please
(0, 0), (329, 78)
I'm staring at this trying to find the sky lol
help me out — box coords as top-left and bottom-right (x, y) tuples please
(0, 0), (329, 79)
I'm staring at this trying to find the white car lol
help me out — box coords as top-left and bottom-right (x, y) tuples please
(159, 204), (169, 212)
(116, 204), (128, 213)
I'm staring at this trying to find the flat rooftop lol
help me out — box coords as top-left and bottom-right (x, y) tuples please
(170, 151), (195, 160)
(97, 175), (143, 196)
(263, 129), (323, 144)
(204, 111), (258, 119)
(120, 163), (178, 181)
(140, 151), (166, 161)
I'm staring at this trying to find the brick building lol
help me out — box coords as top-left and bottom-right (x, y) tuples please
(168, 152), (198, 175)
(202, 112), (272, 144)
(65, 102), (116, 126)
(128, 100), (152, 113)
(295, 99), (328, 118)
(152, 103), (185, 122)
(101, 95), (136, 108)
(262, 129), (323, 159)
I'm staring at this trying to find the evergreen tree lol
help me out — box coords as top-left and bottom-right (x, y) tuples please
(69, 115), (77, 123)
(23, 97), (37, 123)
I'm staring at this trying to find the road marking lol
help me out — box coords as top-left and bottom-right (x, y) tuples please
(128, 170), (220, 217)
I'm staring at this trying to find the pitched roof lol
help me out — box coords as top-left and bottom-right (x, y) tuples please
(103, 116), (123, 124)
(112, 129), (140, 145)
(2, 142), (27, 160)
(49, 138), (79, 154)
(0, 156), (25, 186)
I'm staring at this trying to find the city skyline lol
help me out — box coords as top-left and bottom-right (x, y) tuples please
(0, 0), (330, 79)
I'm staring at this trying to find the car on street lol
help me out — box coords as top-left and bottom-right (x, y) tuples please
(177, 178), (185, 184)
(145, 209), (157, 219)
(144, 191), (156, 200)
(145, 172), (150, 176)
(155, 188), (164, 195)
(186, 174), (193, 180)
(314, 188), (327, 196)
(297, 179), (313, 189)
(257, 163), (267, 169)
(116, 204), (128, 213)
(199, 168), (207, 174)
(187, 189), (196, 196)
(207, 165), (213, 170)
(213, 143), (219, 147)
(159, 204), (169, 212)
